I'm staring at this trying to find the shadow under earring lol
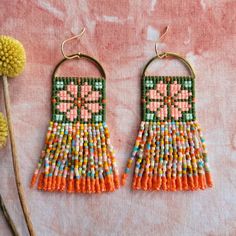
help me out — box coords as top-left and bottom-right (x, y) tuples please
(30, 30), (120, 193)
(122, 52), (213, 191)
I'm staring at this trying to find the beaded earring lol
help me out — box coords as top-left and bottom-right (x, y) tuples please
(121, 29), (213, 191)
(30, 29), (120, 193)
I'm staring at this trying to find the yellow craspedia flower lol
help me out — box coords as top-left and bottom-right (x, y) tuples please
(0, 112), (8, 149)
(0, 35), (26, 77)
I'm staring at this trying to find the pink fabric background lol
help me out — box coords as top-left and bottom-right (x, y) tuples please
(0, 0), (236, 235)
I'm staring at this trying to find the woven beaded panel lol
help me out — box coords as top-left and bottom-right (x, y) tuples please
(142, 76), (195, 122)
(121, 56), (213, 191)
(52, 77), (105, 123)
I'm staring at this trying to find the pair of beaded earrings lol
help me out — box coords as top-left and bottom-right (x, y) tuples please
(30, 27), (213, 194)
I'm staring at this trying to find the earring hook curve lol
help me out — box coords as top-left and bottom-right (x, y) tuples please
(155, 25), (169, 57)
(61, 27), (86, 59)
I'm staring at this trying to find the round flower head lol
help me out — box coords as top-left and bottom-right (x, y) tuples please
(0, 35), (26, 77)
(0, 112), (8, 149)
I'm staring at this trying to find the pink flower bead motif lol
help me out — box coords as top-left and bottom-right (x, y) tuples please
(146, 80), (192, 120)
(56, 82), (102, 122)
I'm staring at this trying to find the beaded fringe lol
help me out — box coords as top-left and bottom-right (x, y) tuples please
(30, 122), (120, 193)
(122, 121), (213, 191)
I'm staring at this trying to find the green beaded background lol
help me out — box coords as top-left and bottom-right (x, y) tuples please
(52, 77), (105, 123)
(142, 76), (196, 122)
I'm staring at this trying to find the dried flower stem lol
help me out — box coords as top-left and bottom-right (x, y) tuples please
(2, 75), (36, 236)
(0, 193), (19, 236)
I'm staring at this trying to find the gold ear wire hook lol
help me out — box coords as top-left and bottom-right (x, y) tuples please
(61, 27), (86, 59)
(155, 25), (169, 58)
